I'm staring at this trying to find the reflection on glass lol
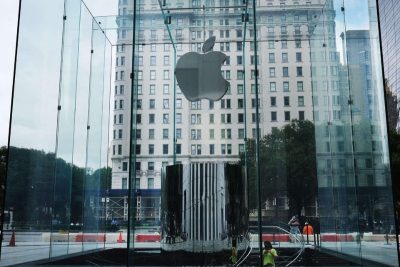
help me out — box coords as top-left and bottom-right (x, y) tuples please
(2, 0), (399, 266)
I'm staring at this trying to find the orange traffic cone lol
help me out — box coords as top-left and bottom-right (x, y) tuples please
(117, 232), (123, 243)
(8, 231), (15, 247)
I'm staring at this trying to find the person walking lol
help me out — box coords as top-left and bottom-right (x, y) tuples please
(263, 241), (278, 266)
(288, 215), (301, 242)
(229, 246), (238, 265)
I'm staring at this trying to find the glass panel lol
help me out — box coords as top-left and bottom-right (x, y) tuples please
(344, 0), (397, 265)
(1, 0), (65, 264)
(50, 0), (82, 258)
(82, 17), (108, 252)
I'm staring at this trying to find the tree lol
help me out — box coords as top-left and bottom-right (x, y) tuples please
(241, 120), (317, 220)
(384, 79), (399, 131)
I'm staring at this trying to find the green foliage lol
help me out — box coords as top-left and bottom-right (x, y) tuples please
(389, 129), (400, 221)
(3, 146), (111, 230)
(241, 120), (317, 218)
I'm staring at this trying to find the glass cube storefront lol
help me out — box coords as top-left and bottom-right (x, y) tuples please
(1, 0), (399, 266)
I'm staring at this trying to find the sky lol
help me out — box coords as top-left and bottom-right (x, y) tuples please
(0, 0), (19, 147)
(0, 0), (117, 147)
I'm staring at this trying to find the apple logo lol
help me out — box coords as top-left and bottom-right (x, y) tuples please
(174, 36), (230, 102)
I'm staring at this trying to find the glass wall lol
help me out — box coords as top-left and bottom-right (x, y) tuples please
(2, 0), (399, 266)
(1, 0), (113, 264)
(311, 0), (398, 266)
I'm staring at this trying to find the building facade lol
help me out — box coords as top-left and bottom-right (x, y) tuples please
(111, 0), (327, 222)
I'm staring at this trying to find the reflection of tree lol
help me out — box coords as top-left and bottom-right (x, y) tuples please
(385, 78), (400, 229)
(3, 146), (110, 230)
(240, 120), (317, 218)
(384, 79), (399, 131)
(0, 146), (7, 213)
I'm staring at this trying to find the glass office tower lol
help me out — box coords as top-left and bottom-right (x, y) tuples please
(1, 0), (398, 266)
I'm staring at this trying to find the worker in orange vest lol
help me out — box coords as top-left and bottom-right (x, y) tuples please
(302, 222), (313, 235)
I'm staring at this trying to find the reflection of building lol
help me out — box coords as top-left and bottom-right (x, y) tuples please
(379, 0), (400, 130)
(111, 0), (326, 221)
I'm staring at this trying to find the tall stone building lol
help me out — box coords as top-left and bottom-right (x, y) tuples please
(111, 0), (328, 222)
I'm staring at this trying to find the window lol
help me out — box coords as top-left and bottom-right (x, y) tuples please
(237, 41), (242, 51)
(163, 114), (169, 124)
(283, 82), (289, 92)
(238, 113), (244, 123)
(135, 178), (140, 189)
(251, 98), (260, 108)
(176, 113), (182, 123)
(209, 114), (214, 123)
(209, 144), (215, 155)
(150, 70), (156, 80)
(297, 67), (303, 76)
(221, 144), (226, 154)
(176, 144), (181, 154)
(297, 81), (304, 91)
(238, 99), (244, 109)
(118, 129), (123, 139)
(150, 56), (156, 66)
(164, 43), (170, 51)
(163, 99), (169, 109)
(296, 52), (302, 62)
(136, 144), (141, 155)
(237, 70), (244, 80)
(149, 99), (155, 109)
(210, 129), (215, 139)
(281, 40), (287, 48)
(268, 40), (274, 49)
(284, 111), (291, 121)
(298, 96), (304, 106)
(163, 144), (168, 155)
(119, 114), (123, 123)
(176, 98), (182, 109)
(164, 56), (170, 65)
(269, 53), (275, 63)
(148, 178), (154, 189)
(284, 96), (290, 106)
(283, 67), (289, 77)
(149, 129), (155, 139)
(191, 145), (196, 155)
(282, 53), (288, 62)
(118, 145), (122, 155)
(269, 67), (275, 77)
(122, 178), (127, 189)
(163, 70), (170, 80)
(148, 161), (155, 171)
(176, 128), (182, 139)
(269, 82), (276, 92)
(271, 111), (277, 121)
(237, 84), (244, 94)
(299, 111), (305, 120)
(163, 129), (169, 139)
(149, 144), (154, 154)
(149, 114), (155, 124)
(227, 144), (232, 155)
(295, 39), (301, 48)
(270, 97), (276, 106)
(122, 162), (128, 171)
(150, 84), (155, 95)
(237, 56), (243, 65)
